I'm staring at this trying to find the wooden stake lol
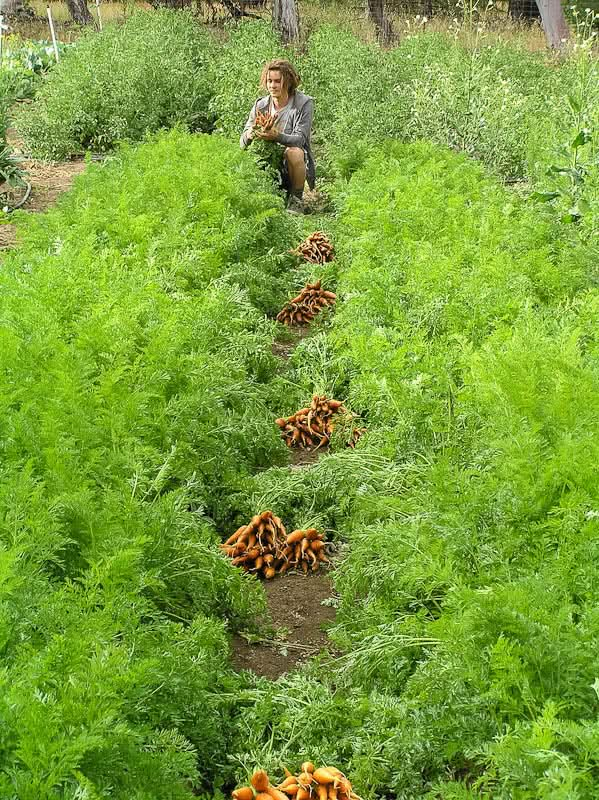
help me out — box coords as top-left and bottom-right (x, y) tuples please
(47, 6), (59, 63)
(95, 0), (103, 31)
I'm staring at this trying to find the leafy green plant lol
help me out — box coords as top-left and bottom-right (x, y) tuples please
(530, 14), (598, 236)
(226, 141), (598, 798)
(0, 36), (71, 101)
(0, 130), (297, 796)
(0, 144), (26, 190)
(16, 10), (217, 159)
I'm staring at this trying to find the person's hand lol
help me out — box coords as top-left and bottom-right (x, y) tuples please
(255, 127), (279, 142)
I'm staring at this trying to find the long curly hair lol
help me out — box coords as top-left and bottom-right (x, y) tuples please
(260, 59), (301, 95)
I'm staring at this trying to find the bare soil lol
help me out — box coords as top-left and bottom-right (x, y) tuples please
(289, 444), (329, 468)
(231, 570), (337, 680)
(271, 324), (312, 362)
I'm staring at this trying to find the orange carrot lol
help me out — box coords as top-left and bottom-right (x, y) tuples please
(317, 786), (328, 800)
(312, 769), (336, 785)
(298, 773), (313, 787)
(276, 777), (298, 791)
(251, 771), (270, 792)
(232, 554), (254, 566)
(301, 763), (315, 774)
(233, 788), (254, 800)
(264, 566), (276, 579)
(266, 789), (289, 800)
(225, 526), (247, 545)
(286, 530), (305, 544)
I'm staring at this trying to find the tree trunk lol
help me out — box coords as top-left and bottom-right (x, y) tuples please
(367, 0), (393, 45)
(508, 0), (540, 20)
(272, 0), (299, 43)
(535, 0), (569, 49)
(65, 0), (94, 25)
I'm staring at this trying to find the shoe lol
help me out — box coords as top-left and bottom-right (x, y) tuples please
(286, 194), (304, 215)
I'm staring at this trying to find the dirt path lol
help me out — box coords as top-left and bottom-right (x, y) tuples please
(231, 280), (338, 679)
(231, 570), (337, 680)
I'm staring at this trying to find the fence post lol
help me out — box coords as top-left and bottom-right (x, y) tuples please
(47, 5), (60, 62)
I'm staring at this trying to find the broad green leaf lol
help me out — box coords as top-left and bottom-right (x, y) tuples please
(571, 129), (592, 149)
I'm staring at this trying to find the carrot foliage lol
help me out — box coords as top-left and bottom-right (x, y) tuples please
(0, 131), (297, 797)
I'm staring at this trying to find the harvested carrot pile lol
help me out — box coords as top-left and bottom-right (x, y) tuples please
(221, 514), (330, 577)
(292, 232), (335, 264)
(280, 528), (329, 574)
(220, 510), (287, 579)
(275, 395), (364, 451)
(233, 764), (363, 800)
(276, 280), (336, 326)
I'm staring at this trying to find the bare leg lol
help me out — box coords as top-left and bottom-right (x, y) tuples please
(284, 147), (306, 193)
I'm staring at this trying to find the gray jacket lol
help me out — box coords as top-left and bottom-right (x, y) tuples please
(240, 90), (316, 189)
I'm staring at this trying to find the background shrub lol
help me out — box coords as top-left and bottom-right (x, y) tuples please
(16, 10), (217, 159)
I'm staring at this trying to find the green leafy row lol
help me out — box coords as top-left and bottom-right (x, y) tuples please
(0, 131), (296, 798)
(230, 142), (599, 798)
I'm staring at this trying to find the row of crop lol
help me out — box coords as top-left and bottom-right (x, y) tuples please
(0, 131), (300, 798)
(228, 143), (599, 798)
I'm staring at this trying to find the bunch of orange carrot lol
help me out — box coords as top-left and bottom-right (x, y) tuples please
(280, 528), (329, 574)
(254, 111), (277, 132)
(221, 513), (329, 578)
(292, 232), (335, 264)
(233, 765), (362, 800)
(220, 511), (287, 579)
(275, 395), (363, 451)
(276, 280), (336, 327)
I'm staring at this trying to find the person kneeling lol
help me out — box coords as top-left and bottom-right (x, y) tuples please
(240, 58), (315, 214)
